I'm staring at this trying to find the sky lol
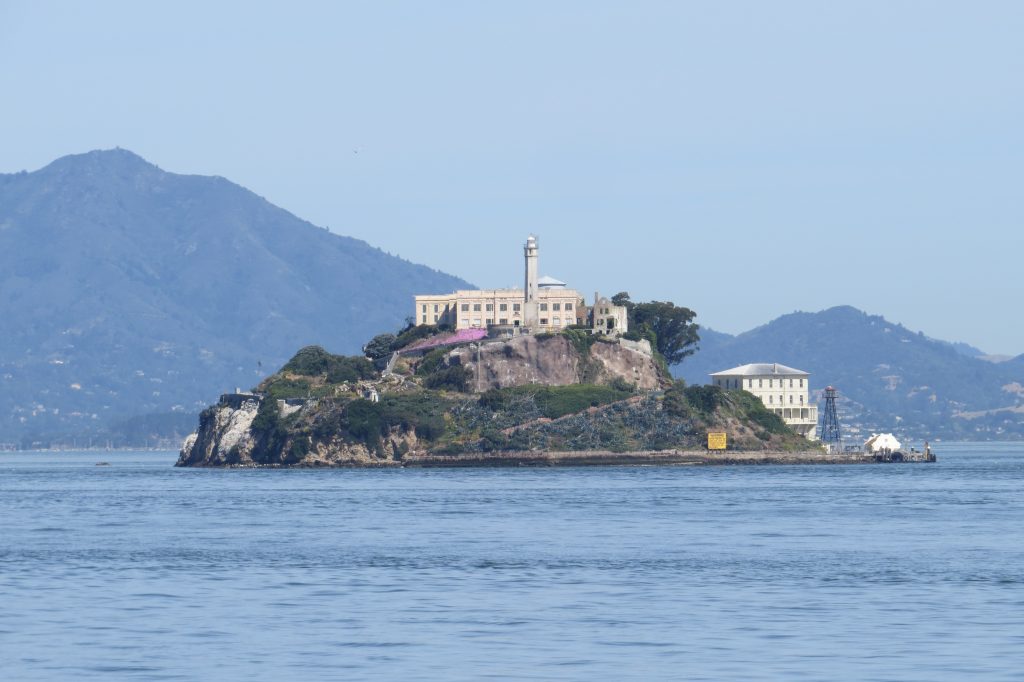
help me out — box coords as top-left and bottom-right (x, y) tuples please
(2, 1), (1022, 354)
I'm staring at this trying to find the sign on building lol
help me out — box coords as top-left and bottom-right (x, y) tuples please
(707, 432), (727, 450)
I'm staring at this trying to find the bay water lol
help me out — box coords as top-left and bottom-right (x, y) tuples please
(1, 444), (1022, 680)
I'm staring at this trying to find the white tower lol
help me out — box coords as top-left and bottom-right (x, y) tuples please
(523, 235), (539, 328)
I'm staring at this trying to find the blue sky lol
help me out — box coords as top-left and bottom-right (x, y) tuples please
(2, 1), (1022, 354)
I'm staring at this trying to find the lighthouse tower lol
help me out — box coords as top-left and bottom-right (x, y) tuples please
(523, 235), (539, 328)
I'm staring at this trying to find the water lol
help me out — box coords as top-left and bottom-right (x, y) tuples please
(1, 444), (1022, 680)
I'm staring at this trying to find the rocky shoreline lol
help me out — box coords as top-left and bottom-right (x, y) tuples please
(178, 448), (900, 468)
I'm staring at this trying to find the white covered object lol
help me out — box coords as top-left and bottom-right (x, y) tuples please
(864, 433), (902, 453)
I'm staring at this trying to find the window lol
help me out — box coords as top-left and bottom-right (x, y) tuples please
(473, 304), (481, 312)
(789, 395), (793, 404)
(769, 395), (773, 404)
(461, 304), (469, 312)
(513, 303), (521, 312)
(748, 379), (753, 388)
(540, 318), (549, 325)
(553, 317), (561, 326)
(472, 318), (481, 327)
(421, 315), (427, 323)
(565, 303), (573, 311)
(800, 395), (804, 404)
(789, 378), (793, 387)
(499, 303), (508, 312)
(486, 318), (493, 325)
(779, 395), (783, 404)
(800, 378), (804, 387)
(485, 304), (493, 311)
(768, 379), (773, 388)
(421, 304), (427, 313)
(553, 303), (561, 311)
(461, 319), (469, 327)
(499, 318), (508, 325)
(758, 379), (763, 388)
(540, 303), (548, 311)
(433, 304), (439, 313)
(433, 315), (439, 322)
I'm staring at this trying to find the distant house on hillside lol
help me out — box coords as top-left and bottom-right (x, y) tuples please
(709, 363), (818, 440)
(413, 235), (628, 337)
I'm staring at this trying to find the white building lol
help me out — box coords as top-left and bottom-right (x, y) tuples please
(709, 363), (818, 440)
(414, 236), (628, 336)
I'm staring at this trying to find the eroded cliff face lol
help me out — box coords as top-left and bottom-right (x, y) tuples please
(176, 396), (417, 467)
(445, 334), (663, 391)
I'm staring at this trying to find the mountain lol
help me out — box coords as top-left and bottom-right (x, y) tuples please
(676, 306), (1024, 440)
(0, 149), (470, 445)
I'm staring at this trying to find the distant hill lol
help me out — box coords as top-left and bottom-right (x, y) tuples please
(675, 306), (1024, 440)
(0, 149), (470, 445)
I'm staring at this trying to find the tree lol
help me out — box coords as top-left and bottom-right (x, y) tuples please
(363, 333), (397, 370)
(630, 301), (700, 365)
(611, 292), (633, 309)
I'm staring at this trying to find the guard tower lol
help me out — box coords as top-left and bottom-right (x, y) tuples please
(819, 386), (842, 453)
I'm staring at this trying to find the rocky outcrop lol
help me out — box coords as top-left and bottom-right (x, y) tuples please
(446, 334), (663, 391)
(176, 395), (419, 467)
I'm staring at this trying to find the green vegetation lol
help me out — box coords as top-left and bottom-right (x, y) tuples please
(611, 293), (699, 365)
(481, 383), (634, 420)
(281, 346), (375, 383)
(423, 365), (472, 392)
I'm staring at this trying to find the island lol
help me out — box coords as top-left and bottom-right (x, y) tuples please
(176, 324), (839, 467)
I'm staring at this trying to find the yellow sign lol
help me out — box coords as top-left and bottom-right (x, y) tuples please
(707, 432), (727, 450)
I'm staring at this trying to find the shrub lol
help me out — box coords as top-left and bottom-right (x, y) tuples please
(415, 347), (449, 376)
(424, 365), (472, 392)
(683, 385), (726, 415)
(281, 345), (375, 383)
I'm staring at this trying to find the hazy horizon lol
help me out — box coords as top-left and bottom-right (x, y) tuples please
(3, 1), (1021, 354)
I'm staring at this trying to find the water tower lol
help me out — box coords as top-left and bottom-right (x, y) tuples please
(819, 386), (843, 453)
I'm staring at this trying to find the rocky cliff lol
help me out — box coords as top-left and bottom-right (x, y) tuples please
(443, 334), (663, 391)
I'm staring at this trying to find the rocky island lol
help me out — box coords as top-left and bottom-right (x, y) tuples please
(177, 323), (825, 468)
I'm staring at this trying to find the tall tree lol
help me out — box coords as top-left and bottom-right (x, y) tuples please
(630, 301), (700, 365)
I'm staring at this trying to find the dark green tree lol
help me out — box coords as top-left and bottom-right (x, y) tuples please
(630, 301), (700, 365)
(363, 333), (397, 370)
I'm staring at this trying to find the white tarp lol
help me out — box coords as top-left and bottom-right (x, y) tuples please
(864, 433), (902, 453)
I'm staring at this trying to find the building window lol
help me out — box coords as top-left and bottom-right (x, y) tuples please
(499, 303), (508, 312)
(800, 395), (804, 404)
(769, 395), (773, 404)
(540, 303), (548, 311)
(789, 395), (793, 404)
(461, 319), (469, 327)
(553, 317), (561, 326)
(565, 303), (573, 311)
(486, 318), (493, 325)
(748, 379), (753, 388)
(422, 315), (427, 323)
(421, 305), (427, 313)
(461, 304), (469, 312)
(499, 318), (508, 325)
(513, 303), (521, 312)
(540, 318), (549, 325)
(473, 304), (481, 312)
(433, 304), (439, 313)
(800, 378), (804, 387)
(472, 318), (481, 327)
(433, 315), (439, 322)
(779, 395), (783, 404)
(789, 378), (793, 387)
(553, 303), (561, 311)
(758, 379), (763, 388)
(486, 304), (494, 311)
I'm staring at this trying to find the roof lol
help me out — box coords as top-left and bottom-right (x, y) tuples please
(537, 275), (567, 288)
(710, 363), (809, 377)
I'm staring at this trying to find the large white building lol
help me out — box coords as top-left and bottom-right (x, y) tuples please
(414, 236), (628, 335)
(709, 363), (818, 440)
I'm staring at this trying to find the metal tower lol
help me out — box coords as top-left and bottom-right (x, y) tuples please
(819, 386), (843, 453)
